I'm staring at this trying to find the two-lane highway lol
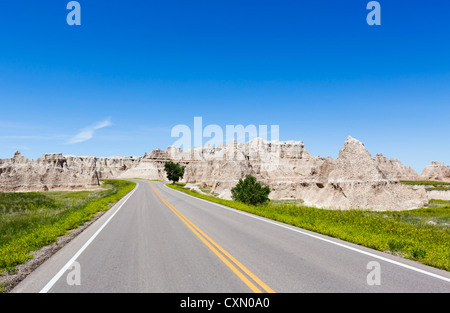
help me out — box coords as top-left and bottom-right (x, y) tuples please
(13, 179), (450, 293)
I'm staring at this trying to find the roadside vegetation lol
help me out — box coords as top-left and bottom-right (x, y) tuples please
(0, 179), (136, 276)
(167, 182), (450, 271)
(401, 180), (450, 191)
(164, 161), (186, 184)
(231, 175), (271, 205)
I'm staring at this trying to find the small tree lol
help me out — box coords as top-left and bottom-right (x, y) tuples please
(164, 161), (186, 184)
(231, 174), (270, 205)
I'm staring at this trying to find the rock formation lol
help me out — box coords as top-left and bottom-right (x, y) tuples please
(420, 161), (450, 182)
(1, 135), (447, 211)
(65, 155), (141, 179)
(0, 152), (99, 192)
(373, 153), (419, 181)
(121, 136), (428, 210)
(277, 137), (427, 210)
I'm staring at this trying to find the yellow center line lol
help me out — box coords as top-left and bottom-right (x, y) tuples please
(149, 182), (275, 293)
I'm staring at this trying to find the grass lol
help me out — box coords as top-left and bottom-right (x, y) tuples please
(167, 183), (450, 271)
(426, 186), (450, 191)
(0, 179), (136, 275)
(400, 180), (450, 191)
(400, 181), (450, 186)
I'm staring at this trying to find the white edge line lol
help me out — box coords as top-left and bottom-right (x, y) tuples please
(163, 183), (450, 283)
(39, 182), (139, 293)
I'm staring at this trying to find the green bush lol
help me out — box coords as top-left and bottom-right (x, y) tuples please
(411, 247), (427, 259)
(164, 161), (186, 184)
(231, 175), (271, 206)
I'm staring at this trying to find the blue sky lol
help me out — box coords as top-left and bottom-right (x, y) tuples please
(0, 1), (449, 172)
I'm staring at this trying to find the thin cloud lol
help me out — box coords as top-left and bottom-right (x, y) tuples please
(66, 118), (113, 144)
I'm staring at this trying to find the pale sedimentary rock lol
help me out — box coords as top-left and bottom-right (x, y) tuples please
(135, 136), (428, 210)
(1, 135), (445, 210)
(420, 161), (450, 182)
(0, 152), (99, 192)
(281, 137), (427, 210)
(372, 153), (419, 181)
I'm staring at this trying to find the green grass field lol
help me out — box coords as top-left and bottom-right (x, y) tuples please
(400, 180), (450, 191)
(167, 183), (450, 271)
(400, 181), (450, 186)
(0, 179), (135, 275)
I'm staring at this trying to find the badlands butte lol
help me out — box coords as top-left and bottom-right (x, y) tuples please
(1, 136), (450, 211)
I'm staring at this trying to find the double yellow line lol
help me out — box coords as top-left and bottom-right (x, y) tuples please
(149, 182), (275, 293)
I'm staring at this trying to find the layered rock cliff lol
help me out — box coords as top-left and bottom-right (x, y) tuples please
(122, 136), (428, 210)
(1, 136), (446, 210)
(420, 161), (450, 182)
(0, 152), (99, 192)
(274, 137), (427, 210)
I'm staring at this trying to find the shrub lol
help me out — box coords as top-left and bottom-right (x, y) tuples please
(231, 175), (270, 206)
(164, 161), (186, 184)
(411, 247), (427, 259)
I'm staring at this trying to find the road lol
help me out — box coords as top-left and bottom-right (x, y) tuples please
(12, 179), (450, 293)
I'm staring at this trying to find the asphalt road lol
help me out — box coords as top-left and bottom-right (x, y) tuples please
(12, 179), (450, 293)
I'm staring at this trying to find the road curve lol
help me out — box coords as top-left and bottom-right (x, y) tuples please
(12, 179), (450, 293)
